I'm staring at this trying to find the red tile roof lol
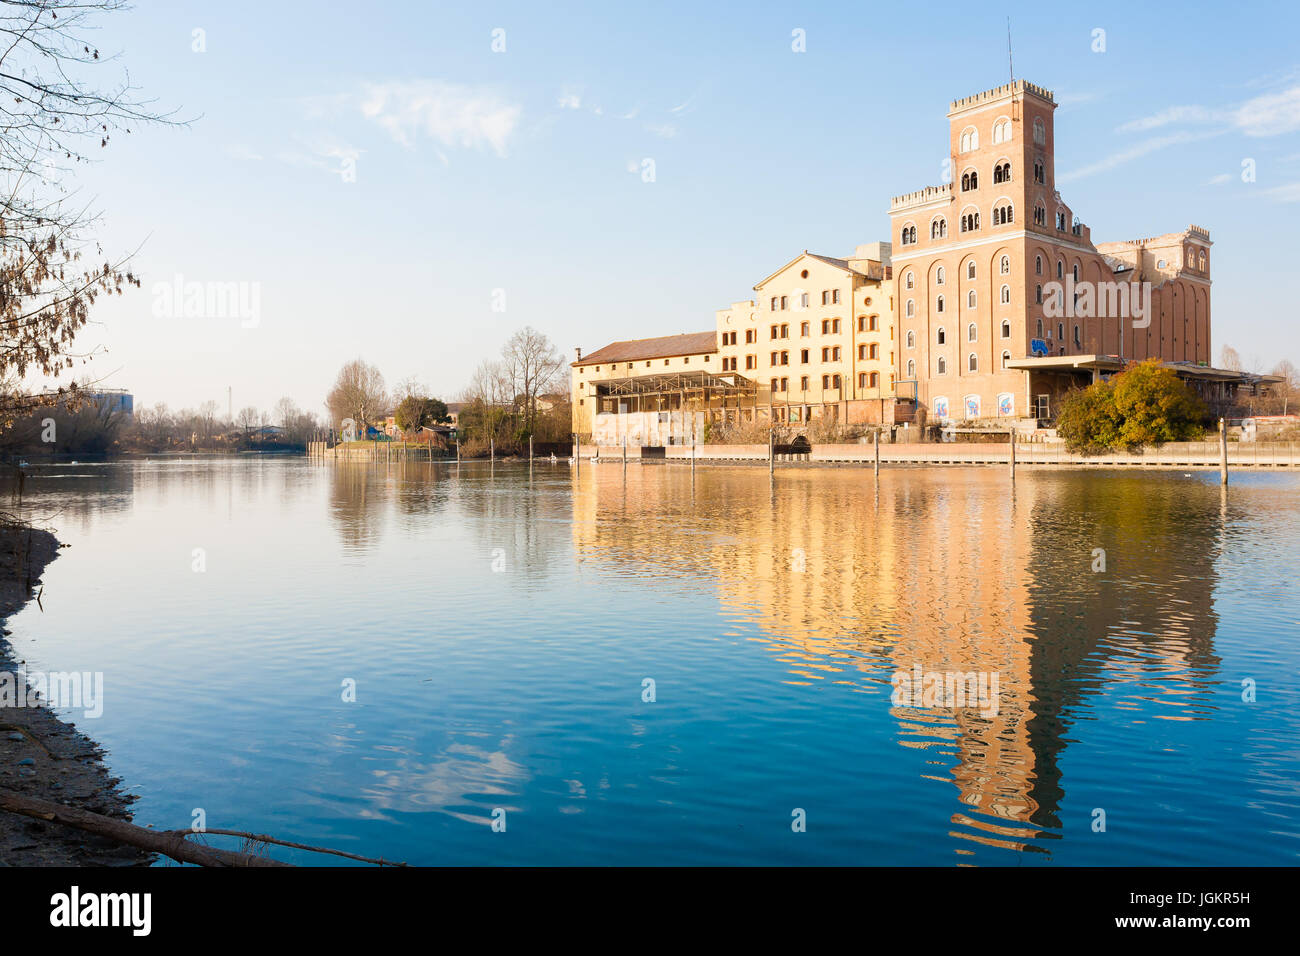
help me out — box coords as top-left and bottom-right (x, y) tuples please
(574, 331), (717, 367)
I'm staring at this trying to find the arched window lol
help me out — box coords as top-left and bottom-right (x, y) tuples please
(937, 327), (946, 345)
(869, 372), (879, 388)
(961, 170), (979, 191)
(961, 211), (980, 232)
(905, 298), (915, 317)
(992, 161), (1012, 183)
(967, 322), (977, 342)
(906, 359), (916, 378)
(1072, 263), (1079, 282)
(968, 353), (978, 372)
(1000, 284), (1011, 305)
(1001, 319), (1011, 338)
(937, 356), (947, 374)
(1035, 284), (1042, 304)
(967, 290), (977, 308)
(1034, 205), (1045, 225)
(930, 217), (947, 239)
(1033, 160), (1044, 183)
(960, 126), (979, 152)
(936, 294), (945, 313)
(967, 260), (976, 280)
(994, 202), (1013, 225)
(1056, 260), (1064, 279)
(1199, 250), (1206, 270)
(1001, 350), (1011, 368)
(901, 224), (917, 245)
(906, 330), (915, 348)
(905, 271), (914, 290)
(1035, 255), (1043, 275)
(1033, 118), (1045, 145)
(1000, 255), (1010, 275)
(936, 266), (946, 285)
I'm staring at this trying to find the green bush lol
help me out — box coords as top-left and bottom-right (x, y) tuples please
(1057, 359), (1207, 454)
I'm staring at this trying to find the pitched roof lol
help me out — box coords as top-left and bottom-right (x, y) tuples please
(754, 250), (856, 289)
(574, 331), (717, 367)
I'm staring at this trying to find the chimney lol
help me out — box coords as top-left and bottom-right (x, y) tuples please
(575, 346), (582, 362)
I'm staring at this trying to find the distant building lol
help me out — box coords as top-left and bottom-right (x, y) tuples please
(90, 389), (133, 416)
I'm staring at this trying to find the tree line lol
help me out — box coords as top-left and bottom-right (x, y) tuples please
(325, 326), (571, 456)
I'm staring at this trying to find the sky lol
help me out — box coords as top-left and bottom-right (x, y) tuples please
(42, 0), (1300, 418)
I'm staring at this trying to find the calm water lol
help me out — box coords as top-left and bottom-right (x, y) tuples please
(7, 457), (1300, 865)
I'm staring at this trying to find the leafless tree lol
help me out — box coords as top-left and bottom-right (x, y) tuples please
(501, 326), (564, 433)
(326, 358), (388, 431)
(1219, 345), (1243, 371)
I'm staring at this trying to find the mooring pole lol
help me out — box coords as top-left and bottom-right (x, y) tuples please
(874, 429), (880, 478)
(490, 437), (494, 461)
(574, 434), (579, 476)
(1220, 417), (1228, 485)
(769, 428), (774, 477)
(1009, 427), (1016, 481)
(691, 423), (696, 477)
(456, 437), (460, 463)
(529, 434), (534, 463)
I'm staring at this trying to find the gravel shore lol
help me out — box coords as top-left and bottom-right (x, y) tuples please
(0, 525), (153, 866)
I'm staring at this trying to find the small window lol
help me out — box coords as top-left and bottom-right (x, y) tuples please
(968, 353), (978, 372)
(936, 295), (945, 313)
(936, 266), (946, 285)
(937, 357), (947, 374)
(1001, 350), (1011, 369)
(1001, 319), (1011, 338)
(967, 290), (977, 308)
(967, 261), (976, 280)
(937, 327), (946, 345)
(905, 271), (914, 290)
(906, 330), (916, 348)
(967, 323), (977, 342)
(1000, 284), (1011, 304)
(906, 359), (916, 378)
(1000, 255), (1010, 275)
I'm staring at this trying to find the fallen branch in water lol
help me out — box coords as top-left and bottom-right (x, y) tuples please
(169, 828), (407, 867)
(0, 788), (290, 867)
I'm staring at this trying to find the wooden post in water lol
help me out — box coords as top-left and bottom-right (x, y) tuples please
(623, 435), (627, 471)
(456, 437), (461, 463)
(769, 428), (774, 477)
(529, 434), (534, 463)
(1220, 417), (1228, 485)
(691, 423), (696, 477)
(874, 430), (880, 478)
(490, 437), (494, 461)
(1009, 427), (1016, 481)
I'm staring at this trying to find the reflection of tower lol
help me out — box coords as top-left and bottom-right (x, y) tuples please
(569, 466), (1223, 862)
(227, 385), (232, 423)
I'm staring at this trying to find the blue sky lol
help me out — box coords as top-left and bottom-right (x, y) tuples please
(57, 0), (1300, 416)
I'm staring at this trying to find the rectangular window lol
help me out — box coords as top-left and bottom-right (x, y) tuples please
(822, 375), (830, 389)
(781, 324), (789, 338)
(770, 325), (778, 339)
(780, 296), (788, 310)
(771, 378), (778, 392)
(859, 373), (867, 388)
(833, 374), (841, 389)
(746, 355), (756, 369)
(821, 347), (830, 361)
(869, 344), (879, 359)
(800, 376), (808, 390)
(770, 297), (778, 310)
(832, 289), (841, 304)
(801, 322), (810, 336)
(801, 349), (809, 363)
(832, 347), (842, 361)
(781, 377), (788, 391)
(770, 351), (778, 364)
(859, 345), (867, 360)
(833, 318), (841, 333)
(746, 329), (756, 343)
(821, 290), (829, 305)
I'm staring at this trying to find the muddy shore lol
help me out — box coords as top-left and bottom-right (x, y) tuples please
(0, 525), (153, 866)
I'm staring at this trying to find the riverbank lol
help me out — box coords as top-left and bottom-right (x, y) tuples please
(0, 525), (152, 866)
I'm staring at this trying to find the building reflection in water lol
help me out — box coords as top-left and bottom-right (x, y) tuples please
(570, 463), (1222, 860)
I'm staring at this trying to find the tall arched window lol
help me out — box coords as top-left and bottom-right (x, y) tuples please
(1000, 255), (1011, 275)
(1035, 284), (1042, 304)
(967, 260), (976, 280)
(906, 359), (916, 378)
(967, 290), (977, 308)
(1072, 263), (1079, 282)
(905, 298), (915, 317)
(1001, 350), (1011, 368)
(967, 322), (977, 342)
(906, 330), (915, 348)
(1035, 255), (1043, 275)
(968, 353), (978, 372)
(994, 202), (1014, 225)
(936, 266), (946, 285)
(937, 327), (946, 345)
(1056, 260), (1064, 279)
(961, 170), (978, 191)
(1000, 284), (1011, 304)
(937, 356), (947, 374)
(1000, 319), (1011, 338)
(993, 162), (1012, 183)
(905, 271), (914, 290)
(936, 294), (945, 313)
(992, 118), (1011, 144)
(1036, 318), (1044, 337)
(1033, 118), (1045, 145)
(960, 126), (979, 152)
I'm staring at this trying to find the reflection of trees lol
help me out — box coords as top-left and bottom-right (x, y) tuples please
(328, 462), (390, 554)
(452, 463), (573, 586)
(570, 465), (1224, 860)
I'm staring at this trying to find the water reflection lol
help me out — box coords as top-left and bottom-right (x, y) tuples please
(571, 465), (1231, 860)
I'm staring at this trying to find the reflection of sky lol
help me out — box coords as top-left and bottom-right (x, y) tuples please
(6, 458), (1300, 865)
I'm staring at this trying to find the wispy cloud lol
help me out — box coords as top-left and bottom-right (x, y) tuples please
(1206, 172), (1232, 185)
(556, 87), (582, 110)
(644, 122), (678, 139)
(359, 80), (521, 157)
(223, 144), (263, 162)
(1117, 86), (1300, 137)
(1264, 181), (1300, 202)
(1059, 130), (1224, 183)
